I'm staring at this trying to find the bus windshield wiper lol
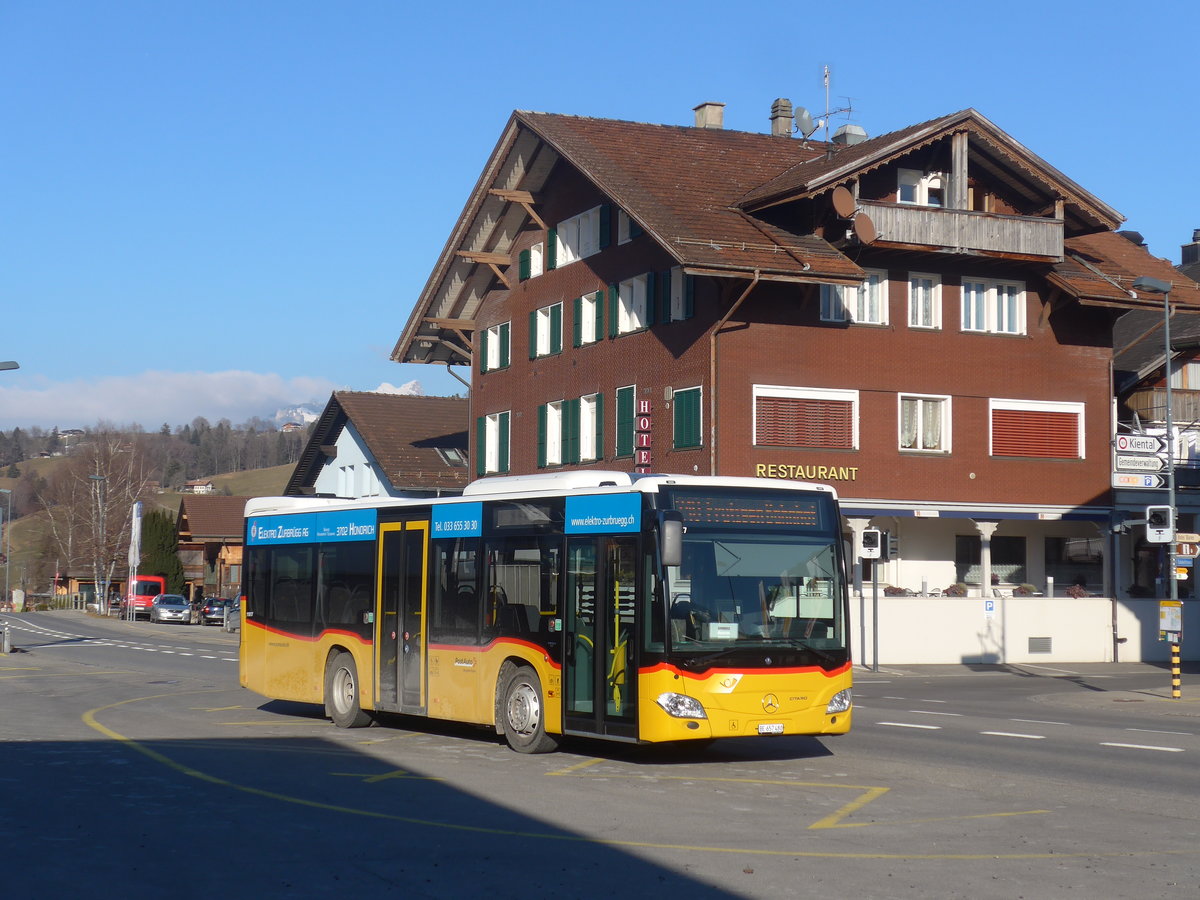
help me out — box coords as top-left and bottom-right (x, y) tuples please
(776, 637), (839, 664)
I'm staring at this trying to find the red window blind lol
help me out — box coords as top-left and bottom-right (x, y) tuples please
(756, 396), (853, 448)
(992, 409), (1079, 458)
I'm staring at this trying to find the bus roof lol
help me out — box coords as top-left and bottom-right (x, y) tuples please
(244, 471), (837, 519)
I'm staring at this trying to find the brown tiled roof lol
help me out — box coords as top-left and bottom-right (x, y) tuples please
(738, 108), (1121, 235)
(177, 495), (250, 541)
(521, 112), (864, 281)
(286, 391), (469, 495)
(1049, 232), (1200, 310)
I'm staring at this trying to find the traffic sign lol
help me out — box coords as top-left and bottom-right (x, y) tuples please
(1178, 532), (1200, 542)
(1115, 454), (1164, 472)
(1176, 543), (1200, 558)
(1116, 434), (1166, 454)
(1112, 472), (1165, 489)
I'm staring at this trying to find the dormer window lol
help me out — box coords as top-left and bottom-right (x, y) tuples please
(898, 168), (945, 207)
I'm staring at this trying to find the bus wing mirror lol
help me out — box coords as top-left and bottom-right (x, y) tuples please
(660, 514), (683, 568)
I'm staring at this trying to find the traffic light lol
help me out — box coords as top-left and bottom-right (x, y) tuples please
(1146, 505), (1175, 543)
(861, 528), (882, 559)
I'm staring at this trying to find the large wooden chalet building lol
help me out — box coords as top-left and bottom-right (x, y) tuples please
(393, 101), (1200, 661)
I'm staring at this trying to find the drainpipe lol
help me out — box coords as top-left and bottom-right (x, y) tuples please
(709, 270), (761, 474)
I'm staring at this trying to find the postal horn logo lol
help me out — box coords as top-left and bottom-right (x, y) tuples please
(761, 693), (780, 714)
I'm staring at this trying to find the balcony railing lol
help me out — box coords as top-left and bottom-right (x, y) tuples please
(1125, 388), (1200, 427)
(859, 202), (1064, 260)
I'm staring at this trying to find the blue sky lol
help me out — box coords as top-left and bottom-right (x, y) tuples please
(2, 0), (1196, 430)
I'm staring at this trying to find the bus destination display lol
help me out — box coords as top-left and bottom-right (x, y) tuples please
(669, 491), (822, 528)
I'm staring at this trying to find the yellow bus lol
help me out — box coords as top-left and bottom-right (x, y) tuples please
(239, 471), (852, 753)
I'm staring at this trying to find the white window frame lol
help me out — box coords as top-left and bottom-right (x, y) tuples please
(908, 273), (942, 330)
(752, 384), (860, 450)
(820, 269), (889, 324)
(617, 209), (634, 245)
(484, 411), (510, 474)
(484, 322), (509, 370)
(617, 274), (648, 334)
(556, 205), (601, 267)
(962, 278), (1025, 335)
(545, 401), (563, 466)
(580, 393), (599, 461)
(989, 398), (1086, 459)
(898, 168), (946, 207)
(898, 393), (952, 454)
(579, 293), (599, 345)
(534, 302), (561, 357)
(529, 241), (544, 279)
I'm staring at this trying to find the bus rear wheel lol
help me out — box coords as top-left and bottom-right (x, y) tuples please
(499, 664), (559, 754)
(325, 651), (371, 728)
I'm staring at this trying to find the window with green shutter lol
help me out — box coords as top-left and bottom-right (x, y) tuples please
(615, 386), (635, 457)
(537, 404), (547, 468)
(497, 411), (510, 473)
(673, 387), (702, 449)
(518, 249), (530, 282)
(563, 398), (580, 464)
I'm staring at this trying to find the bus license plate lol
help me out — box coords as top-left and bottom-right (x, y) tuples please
(757, 723), (784, 735)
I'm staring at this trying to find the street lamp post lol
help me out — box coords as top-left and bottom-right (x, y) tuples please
(1134, 275), (1180, 696)
(0, 488), (11, 610)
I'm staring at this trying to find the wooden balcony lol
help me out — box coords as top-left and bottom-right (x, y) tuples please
(859, 202), (1064, 260)
(1126, 388), (1200, 427)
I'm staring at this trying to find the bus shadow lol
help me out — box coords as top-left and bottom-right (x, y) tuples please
(0, 734), (740, 898)
(257, 700), (837, 765)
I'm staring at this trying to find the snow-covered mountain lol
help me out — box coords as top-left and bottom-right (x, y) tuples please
(272, 381), (425, 426)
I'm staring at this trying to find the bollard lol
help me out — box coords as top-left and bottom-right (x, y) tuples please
(2, 623), (10, 655)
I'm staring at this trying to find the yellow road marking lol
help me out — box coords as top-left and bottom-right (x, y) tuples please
(194, 705), (247, 712)
(548, 757), (605, 776)
(331, 769), (441, 783)
(80, 692), (1200, 861)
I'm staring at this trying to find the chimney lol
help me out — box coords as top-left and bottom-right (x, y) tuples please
(693, 102), (725, 129)
(1183, 229), (1200, 267)
(770, 98), (793, 136)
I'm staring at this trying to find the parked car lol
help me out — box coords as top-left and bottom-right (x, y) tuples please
(199, 597), (232, 626)
(149, 594), (194, 625)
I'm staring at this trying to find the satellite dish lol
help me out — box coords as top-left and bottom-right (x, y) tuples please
(853, 213), (877, 245)
(793, 106), (817, 138)
(832, 186), (856, 219)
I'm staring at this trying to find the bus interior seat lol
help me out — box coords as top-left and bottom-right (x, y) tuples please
(497, 602), (534, 634)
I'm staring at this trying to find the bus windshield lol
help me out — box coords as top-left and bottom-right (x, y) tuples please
(665, 530), (846, 659)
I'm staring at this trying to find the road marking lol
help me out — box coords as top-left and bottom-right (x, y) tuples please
(330, 768), (441, 783)
(1011, 718), (1070, 726)
(981, 732), (1045, 740)
(876, 722), (941, 730)
(908, 710), (962, 717)
(915, 699), (948, 703)
(76, 693), (1200, 861)
(882, 696), (907, 700)
(1101, 742), (1184, 753)
(1126, 728), (1192, 736)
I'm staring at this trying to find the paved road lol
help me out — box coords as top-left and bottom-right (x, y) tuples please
(3, 611), (1200, 898)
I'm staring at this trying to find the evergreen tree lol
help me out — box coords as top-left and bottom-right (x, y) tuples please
(140, 509), (185, 593)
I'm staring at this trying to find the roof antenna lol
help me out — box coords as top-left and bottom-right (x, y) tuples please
(792, 65), (856, 145)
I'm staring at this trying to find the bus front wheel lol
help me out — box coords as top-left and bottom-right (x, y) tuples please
(325, 651), (371, 728)
(499, 664), (559, 754)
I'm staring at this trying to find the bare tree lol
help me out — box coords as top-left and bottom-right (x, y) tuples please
(37, 431), (157, 609)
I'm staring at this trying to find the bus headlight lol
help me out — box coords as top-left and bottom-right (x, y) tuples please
(655, 692), (708, 719)
(826, 689), (852, 714)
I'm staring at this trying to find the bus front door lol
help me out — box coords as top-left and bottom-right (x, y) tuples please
(377, 521), (429, 714)
(564, 536), (637, 740)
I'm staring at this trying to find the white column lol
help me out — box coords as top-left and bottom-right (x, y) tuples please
(974, 520), (999, 597)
